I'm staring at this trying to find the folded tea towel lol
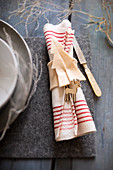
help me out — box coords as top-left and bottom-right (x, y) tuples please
(43, 20), (96, 141)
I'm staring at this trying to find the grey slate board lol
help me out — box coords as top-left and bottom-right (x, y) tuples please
(0, 37), (96, 158)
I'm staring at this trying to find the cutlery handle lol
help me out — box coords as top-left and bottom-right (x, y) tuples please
(83, 63), (102, 97)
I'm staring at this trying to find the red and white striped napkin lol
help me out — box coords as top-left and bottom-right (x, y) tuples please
(43, 20), (96, 141)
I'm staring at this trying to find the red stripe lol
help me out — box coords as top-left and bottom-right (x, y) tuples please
(45, 34), (65, 39)
(47, 42), (72, 49)
(46, 40), (73, 47)
(63, 108), (73, 111)
(76, 108), (89, 112)
(44, 30), (65, 35)
(62, 111), (73, 114)
(64, 46), (71, 50)
(54, 115), (77, 121)
(54, 117), (62, 121)
(53, 108), (75, 113)
(54, 115), (76, 120)
(65, 40), (73, 43)
(45, 32), (74, 38)
(54, 118), (73, 122)
(64, 40), (73, 44)
(54, 115), (92, 122)
(46, 40), (51, 44)
(53, 104), (88, 112)
(65, 36), (74, 39)
(54, 117), (76, 121)
(54, 119), (93, 129)
(54, 111), (74, 116)
(47, 45), (72, 51)
(53, 109), (75, 115)
(54, 122), (61, 125)
(53, 111), (77, 118)
(77, 115), (92, 120)
(62, 119), (73, 122)
(46, 39), (73, 51)
(76, 111), (90, 116)
(78, 119), (93, 124)
(53, 109), (63, 113)
(65, 50), (69, 53)
(54, 115), (74, 119)
(54, 122), (74, 127)
(54, 123), (77, 129)
(66, 32), (74, 35)
(60, 127), (74, 130)
(44, 31), (74, 36)
(54, 116), (77, 121)
(54, 120), (76, 126)
(53, 113), (62, 117)
(47, 43), (51, 48)
(53, 105), (63, 109)
(45, 37), (51, 41)
(57, 122), (74, 126)
(46, 39), (63, 44)
(63, 108), (75, 111)
(48, 47), (51, 51)
(64, 42), (73, 46)
(46, 36), (73, 41)
(75, 104), (88, 107)
(54, 113), (91, 122)
(75, 100), (86, 103)
(54, 116), (77, 122)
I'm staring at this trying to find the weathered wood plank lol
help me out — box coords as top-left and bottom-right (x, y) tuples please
(11, 159), (52, 170)
(55, 159), (72, 170)
(40, 160), (52, 170)
(0, 0), (69, 37)
(71, 0), (113, 169)
(11, 159), (41, 170)
(0, 159), (13, 170)
(0, 159), (52, 170)
(72, 158), (95, 170)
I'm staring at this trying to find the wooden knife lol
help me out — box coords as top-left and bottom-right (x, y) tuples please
(73, 36), (102, 97)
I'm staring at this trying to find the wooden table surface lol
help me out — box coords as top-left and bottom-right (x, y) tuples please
(0, 0), (113, 170)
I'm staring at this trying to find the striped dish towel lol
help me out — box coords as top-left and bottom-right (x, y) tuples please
(43, 20), (96, 141)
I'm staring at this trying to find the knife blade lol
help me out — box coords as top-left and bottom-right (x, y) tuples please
(73, 36), (102, 97)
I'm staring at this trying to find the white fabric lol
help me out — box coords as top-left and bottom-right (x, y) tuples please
(43, 20), (96, 141)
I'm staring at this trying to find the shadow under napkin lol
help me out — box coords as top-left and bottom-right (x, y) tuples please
(0, 37), (96, 158)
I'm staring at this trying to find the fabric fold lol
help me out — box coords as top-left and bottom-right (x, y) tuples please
(44, 19), (96, 141)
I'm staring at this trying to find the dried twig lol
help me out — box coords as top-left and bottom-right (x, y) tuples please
(9, 0), (113, 44)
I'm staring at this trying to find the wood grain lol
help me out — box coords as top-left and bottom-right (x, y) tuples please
(83, 63), (102, 97)
(0, 159), (13, 170)
(0, 0), (69, 37)
(55, 159), (72, 170)
(71, 0), (113, 169)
